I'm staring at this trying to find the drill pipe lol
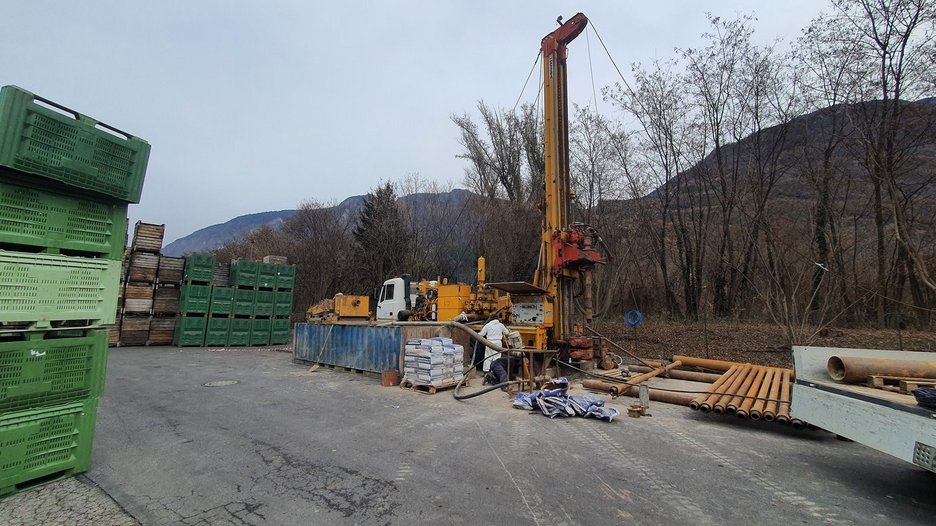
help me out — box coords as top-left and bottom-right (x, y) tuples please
(582, 361), (683, 396)
(672, 355), (743, 373)
(763, 368), (783, 422)
(629, 365), (722, 383)
(790, 418), (806, 430)
(736, 367), (767, 418)
(777, 369), (792, 424)
(727, 366), (761, 414)
(749, 368), (775, 420)
(694, 366), (741, 412)
(713, 365), (753, 414)
(615, 386), (696, 406)
(827, 356), (936, 383)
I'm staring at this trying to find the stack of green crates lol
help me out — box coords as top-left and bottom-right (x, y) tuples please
(0, 84), (150, 495)
(270, 264), (295, 345)
(174, 253), (215, 346)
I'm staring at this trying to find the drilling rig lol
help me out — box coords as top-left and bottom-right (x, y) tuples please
(485, 13), (608, 359)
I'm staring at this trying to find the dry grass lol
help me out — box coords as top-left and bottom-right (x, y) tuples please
(594, 318), (936, 369)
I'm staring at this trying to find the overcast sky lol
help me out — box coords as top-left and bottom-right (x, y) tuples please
(0, 1), (827, 243)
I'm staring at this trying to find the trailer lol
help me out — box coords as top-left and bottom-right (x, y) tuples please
(791, 346), (936, 473)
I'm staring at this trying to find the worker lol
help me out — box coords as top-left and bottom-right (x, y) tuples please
(478, 318), (509, 377)
(490, 354), (522, 391)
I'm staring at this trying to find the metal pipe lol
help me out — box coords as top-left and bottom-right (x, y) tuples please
(629, 366), (722, 384)
(672, 355), (742, 373)
(763, 368), (783, 422)
(827, 356), (936, 383)
(749, 368), (775, 420)
(583, 361), (682, 396)
(727, 366), (761, 414)
(790, 418), (806, 430)
(736, 367), (767, 419)
(713, 365), (752, 414)
(777, 369), (792, 425)
(695, 366), (740, 412)
(616, 387), (696, 406)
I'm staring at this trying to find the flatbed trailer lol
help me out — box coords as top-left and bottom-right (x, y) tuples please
(791, 346), (936, 474)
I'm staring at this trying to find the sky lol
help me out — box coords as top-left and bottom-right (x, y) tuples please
(0, 1), (828, 243)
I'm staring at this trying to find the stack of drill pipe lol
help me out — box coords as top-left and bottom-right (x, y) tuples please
(689, 364), (798, 425)
(827, 356), (936, 383)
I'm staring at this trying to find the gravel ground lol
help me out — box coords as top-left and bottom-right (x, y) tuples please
(0, 476), (137, 525)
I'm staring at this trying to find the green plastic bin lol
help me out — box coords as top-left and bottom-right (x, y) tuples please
(0, 179), (128, 260)
(183, 253), (215, 283)
(232, 288), (254, 316)
(179, 284), (210, 314)
(270, 318), (291, 345)
(0, 251), (119, 328)
(229, 260), (258, 288)
(208, 286), (233, 315)
(274, 265), (295, 290)
(0, 85), (150, 203)
(0, 399), (98, 496)
(253, 290), (274, 317)
(273, 291), (293, 317)
(257, 262), (277, 289)
(203, 317), (230, 346)
(228, 318), (251, 346)
(173, 316), (206, 346)
(0, 329), (106, 413)
(250, 318), (271, 346)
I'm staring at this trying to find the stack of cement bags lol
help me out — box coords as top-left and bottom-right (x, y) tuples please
(403, 337), (465, 386)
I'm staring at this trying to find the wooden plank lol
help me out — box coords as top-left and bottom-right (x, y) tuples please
(124, 283), (154, 300)
(120, 316), (150, 332)
(900, 380), (936, 394)
(123, 299), (153, 313)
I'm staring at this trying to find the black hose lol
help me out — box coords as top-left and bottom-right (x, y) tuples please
(452, 354), (520, 400)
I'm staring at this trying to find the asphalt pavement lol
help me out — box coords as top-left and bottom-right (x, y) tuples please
(12, 345), (934, 525)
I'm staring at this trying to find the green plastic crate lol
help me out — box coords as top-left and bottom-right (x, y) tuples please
(228, 318), (251, 346)
(232, 288), (254, 316)
(250, 318), (271, 346)
(257, 262), (277, 289)
(183, 253), (215, 283)
(0, 251), (119, 328)
(270, 318), (291, 345)
(273, 291), (293, 317)
(208, 286), (233, 315)
(203, 317), (230, 347)
(0, 179), (128, 259)
(0, 85), (150, 203)
(0, 398), (98, 496)
(253, 290), (274, 317)
(173, 316), (206, 346)
(0, 329), (106, 413)
(179, 284), (210, 314)
(274, 265), (295, 290)
(229, 260), (258, 288)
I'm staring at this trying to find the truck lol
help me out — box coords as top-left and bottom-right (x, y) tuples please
(791, 345), (936, 474)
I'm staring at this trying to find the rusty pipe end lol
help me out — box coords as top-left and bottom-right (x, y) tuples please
(726, 405), (738, 415)
(713, 406), (725, 414)
(699, 403), (712, 413)
(777, 415), (790, 425)
(827, 356), (846, 381)
(763, 413), (775, 422)
(736, 410), (748, 419)
(791, 419), (806, 430)
(749, 411), (762, 420)
(689, 401), (700, 410)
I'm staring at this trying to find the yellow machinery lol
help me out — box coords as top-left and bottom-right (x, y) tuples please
(307, 293), (370, 322)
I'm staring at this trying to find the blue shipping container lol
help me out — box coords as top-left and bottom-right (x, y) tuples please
(293, 323), (403, 373)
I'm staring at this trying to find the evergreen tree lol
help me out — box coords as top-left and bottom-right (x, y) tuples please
(352, 182), (412, 294)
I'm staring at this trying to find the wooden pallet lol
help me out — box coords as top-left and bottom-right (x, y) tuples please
(868, 375), (936, 394)
(131, 222), (165, 253)
(157, 256), (184, 283)
(400, 378), (465, 395)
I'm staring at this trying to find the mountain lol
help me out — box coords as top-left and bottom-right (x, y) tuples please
(162, 210), (297, 256)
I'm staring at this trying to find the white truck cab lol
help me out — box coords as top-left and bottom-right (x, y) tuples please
(376, 275), (415, 320)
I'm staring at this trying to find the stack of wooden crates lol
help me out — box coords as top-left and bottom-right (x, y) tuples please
(0, 85), (150, 495)
(112, 222), (184, 346)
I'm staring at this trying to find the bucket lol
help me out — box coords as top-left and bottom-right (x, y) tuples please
(382, 369), (400, 387)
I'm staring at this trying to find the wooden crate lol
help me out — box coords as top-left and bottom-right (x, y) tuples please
(131, 222), (165, 253)
(212, 262), (230, 287)
(127, 252), (159, 283)
(157, 256), (184, 283)
(106, 324), (120, 347)
(124, 283), (154, 300)
(148, 317), (176, 345)
(153, 286), (181, 314)
(118, 331), (148, 346)
(262, 255), (288, 265)
(120, 316), (150, 332)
